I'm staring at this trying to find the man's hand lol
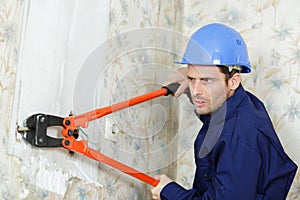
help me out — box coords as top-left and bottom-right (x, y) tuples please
(151, 175), (173, 200)
(164, 67), (188, 98)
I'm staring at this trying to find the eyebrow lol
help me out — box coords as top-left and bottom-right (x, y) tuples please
(186, 74), (216, 80)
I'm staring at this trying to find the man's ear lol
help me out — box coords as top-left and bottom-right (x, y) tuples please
(229, 73), (241, 91)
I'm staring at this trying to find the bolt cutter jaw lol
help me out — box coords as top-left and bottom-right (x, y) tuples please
(17, 113), (65, 148)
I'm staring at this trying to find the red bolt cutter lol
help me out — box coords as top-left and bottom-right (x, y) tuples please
(17, 83), (179, 187)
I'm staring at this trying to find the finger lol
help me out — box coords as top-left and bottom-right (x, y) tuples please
(174, 81), (189, 98)
(151, 188), (158, 199)
(152, 194), (160, 200)
(153, 175), (161, 180)
(174, 85), (186, 97)
(151, 186), (159, 195)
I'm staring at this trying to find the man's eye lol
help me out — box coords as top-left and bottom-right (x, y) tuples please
(188, 77), (195, 82)
(201, 78), (212, 83)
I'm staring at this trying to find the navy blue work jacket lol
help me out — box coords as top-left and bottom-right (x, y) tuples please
(161, 84), (297, 200)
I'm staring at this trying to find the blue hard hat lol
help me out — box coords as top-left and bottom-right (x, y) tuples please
(176, 23), (251, 73)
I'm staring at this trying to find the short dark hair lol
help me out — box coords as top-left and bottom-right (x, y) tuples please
(217, 65), (241, 83)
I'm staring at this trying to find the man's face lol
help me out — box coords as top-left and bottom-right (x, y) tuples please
(187, 65), (230, 115)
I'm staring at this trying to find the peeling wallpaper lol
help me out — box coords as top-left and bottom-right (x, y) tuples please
(1, 0), (300, 199)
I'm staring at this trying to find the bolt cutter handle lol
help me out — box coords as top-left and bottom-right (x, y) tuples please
(62, 137), (160, 186)
(62, 83), (180, 137)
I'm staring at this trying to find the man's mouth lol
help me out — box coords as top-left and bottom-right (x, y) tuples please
(194, 99), (207, 107)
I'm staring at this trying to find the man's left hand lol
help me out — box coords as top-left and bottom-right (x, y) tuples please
(151, 175), (173, 200)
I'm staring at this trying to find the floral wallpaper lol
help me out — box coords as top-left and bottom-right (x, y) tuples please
(1, 0), (300, 200)
(0, 0), (27, 199)
(97, 0), (184, 198)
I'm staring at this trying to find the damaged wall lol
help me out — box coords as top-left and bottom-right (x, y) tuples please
(2, 0), (108, 199)
(3, 0), (183, 199)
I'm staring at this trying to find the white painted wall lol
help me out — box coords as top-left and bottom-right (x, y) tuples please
(8, 0), (109, 194)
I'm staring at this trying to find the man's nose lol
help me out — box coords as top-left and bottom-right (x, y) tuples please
(191, 81), (205, 96)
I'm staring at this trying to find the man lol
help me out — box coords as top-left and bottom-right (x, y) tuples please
(151, 23), (297, 200)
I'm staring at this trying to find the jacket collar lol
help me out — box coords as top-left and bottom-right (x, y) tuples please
(199, 84), (247, 125)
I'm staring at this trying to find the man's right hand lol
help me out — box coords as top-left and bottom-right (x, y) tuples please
(164, 67), (188, 98)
